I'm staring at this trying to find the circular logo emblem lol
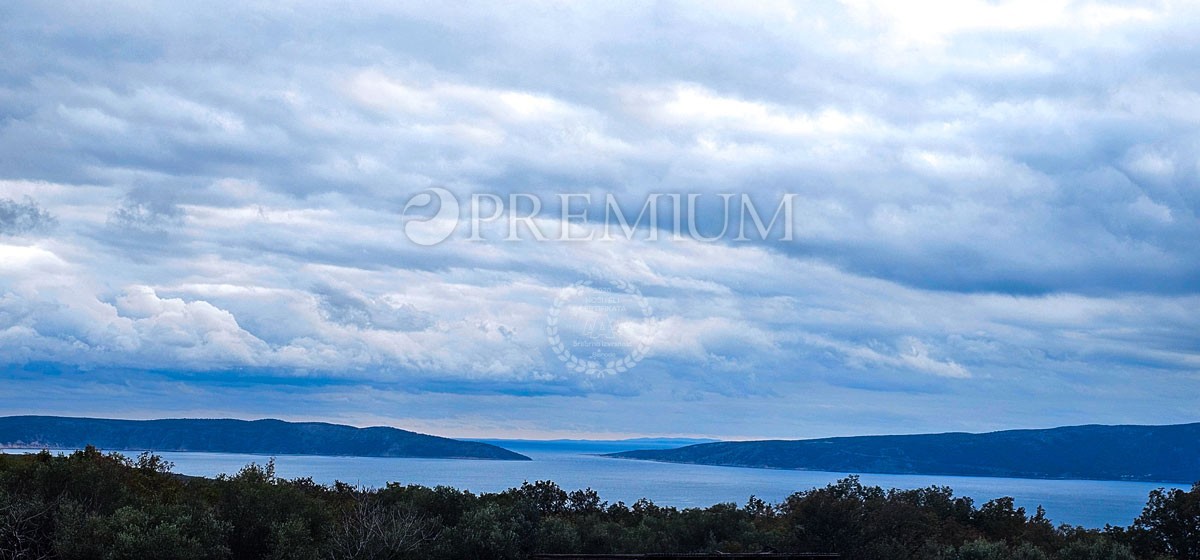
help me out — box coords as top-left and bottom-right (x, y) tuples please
(401, 187), (460, 246)
(546, 277), (654, 376)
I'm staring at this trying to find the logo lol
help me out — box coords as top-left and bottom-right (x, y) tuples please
(401, 187), (460, 246)
(400, 190), (797, 243)
(546, 276), (654, 376)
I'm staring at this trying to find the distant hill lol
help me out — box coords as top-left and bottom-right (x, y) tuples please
(0, 416), (530, 461)
(608, 423), (1200, 483)
(470, 437), (720, 455)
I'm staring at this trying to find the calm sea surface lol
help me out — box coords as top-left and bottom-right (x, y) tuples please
(4, 445), (1186, 529)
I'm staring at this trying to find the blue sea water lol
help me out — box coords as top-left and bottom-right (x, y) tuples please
(4, 445), (1186, 529)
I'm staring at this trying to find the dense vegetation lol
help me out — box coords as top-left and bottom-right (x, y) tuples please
(611, 423), (1200, 483)
(1, 448), (1197, 560)
(0, 416), (530, 461)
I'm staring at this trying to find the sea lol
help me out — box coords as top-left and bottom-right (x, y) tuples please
(3, 441), (1188, 529)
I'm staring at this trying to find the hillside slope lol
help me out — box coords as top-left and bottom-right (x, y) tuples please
(0, 416), (531, 461)
(609, 423), (1200, 482)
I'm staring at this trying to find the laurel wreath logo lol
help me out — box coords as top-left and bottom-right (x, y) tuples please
(546, 278), (654, 376)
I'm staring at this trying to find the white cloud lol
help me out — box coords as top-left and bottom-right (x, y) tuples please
(0, 1), (1198, 436)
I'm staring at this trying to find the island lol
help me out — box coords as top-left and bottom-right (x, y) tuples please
(608, 422), (1200, 483)
(0, 415), (531, 460)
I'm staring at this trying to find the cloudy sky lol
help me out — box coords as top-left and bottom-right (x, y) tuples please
(1, 1), (1198, 439)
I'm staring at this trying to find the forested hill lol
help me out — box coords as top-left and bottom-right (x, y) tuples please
(609, 423), (1200, 483)
(0, 416), (531, 460)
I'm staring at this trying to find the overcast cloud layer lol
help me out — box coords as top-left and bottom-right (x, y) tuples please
(1, 1), (1198, 439)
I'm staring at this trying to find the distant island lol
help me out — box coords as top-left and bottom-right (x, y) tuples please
(609, 423), (1200, 483)
(0, 416), (531, 461)
(470, 437), (720, 455)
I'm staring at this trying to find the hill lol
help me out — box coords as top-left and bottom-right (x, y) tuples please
(608, 423), (1200, 482)
(0, 416), (530, 460)
(469, 437), (719, 454)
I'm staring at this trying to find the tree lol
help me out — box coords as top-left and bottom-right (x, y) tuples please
(326, 491), (437, 560)
(1056, 537), (1134, 560)
(568, 488), (604, 515)
(0, 490), (56, 560)
(55, 504), (230, 560)
(438, 503), (526, 560)
(512, 481), (569, 517)
(1132, 482), (1200, 559)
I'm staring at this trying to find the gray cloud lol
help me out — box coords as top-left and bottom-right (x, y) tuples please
(313, 284), (435, 332)
(0, 1), (1197, 436)
(0, 197), (56, 236)
(108, 196), (183, 235)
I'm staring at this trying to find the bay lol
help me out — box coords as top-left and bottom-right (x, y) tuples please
(4, 446), (1186, 529)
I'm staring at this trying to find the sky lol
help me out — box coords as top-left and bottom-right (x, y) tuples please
(0, 1), (1198, 440)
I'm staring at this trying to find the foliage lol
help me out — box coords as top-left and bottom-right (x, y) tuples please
(0, 449), (1196, 559)
(1130, 481), (1200, 560)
